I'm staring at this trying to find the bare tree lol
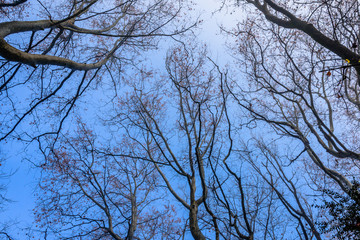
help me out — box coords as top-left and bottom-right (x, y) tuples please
(111, 45), (227, 240)
(0, 0), (193, 143)
(239, 138), (322, 239)
(7, 0), (360, 238)
(106, 44), (286, 240)
(226, 0), (360, 238)
(34, 120), (182, 239)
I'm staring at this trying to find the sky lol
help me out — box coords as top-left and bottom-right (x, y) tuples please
(0, 0), (242, 238)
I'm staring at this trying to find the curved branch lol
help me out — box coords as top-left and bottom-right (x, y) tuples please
(249, 0), (360, 66)
(0, 18), (132, 70)
(0, 37), (122, 70)
(0, 0), (26, 8)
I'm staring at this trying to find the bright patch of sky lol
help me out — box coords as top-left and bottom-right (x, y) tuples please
(195, 0), (243, 62)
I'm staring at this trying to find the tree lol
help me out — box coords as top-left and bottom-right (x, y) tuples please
(0, 0), (192, 143)
(239, 138), (322, 239)
(317, 181), (360, 240)
(0, 2), (193, 236)
(34, 120), (182, 239)
(32, 41), (303, 240)
(227, 0), (360, 238)
(107, 44), (294, 240)
(110, 45), (232, 240)
(6, 0), (360, 238)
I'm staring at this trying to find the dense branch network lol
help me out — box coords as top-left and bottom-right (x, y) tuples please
(244, 0), (360, 78)
(0, 0), (191, 142)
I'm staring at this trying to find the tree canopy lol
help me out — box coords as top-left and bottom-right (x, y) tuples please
(1, 0), (360, 239)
